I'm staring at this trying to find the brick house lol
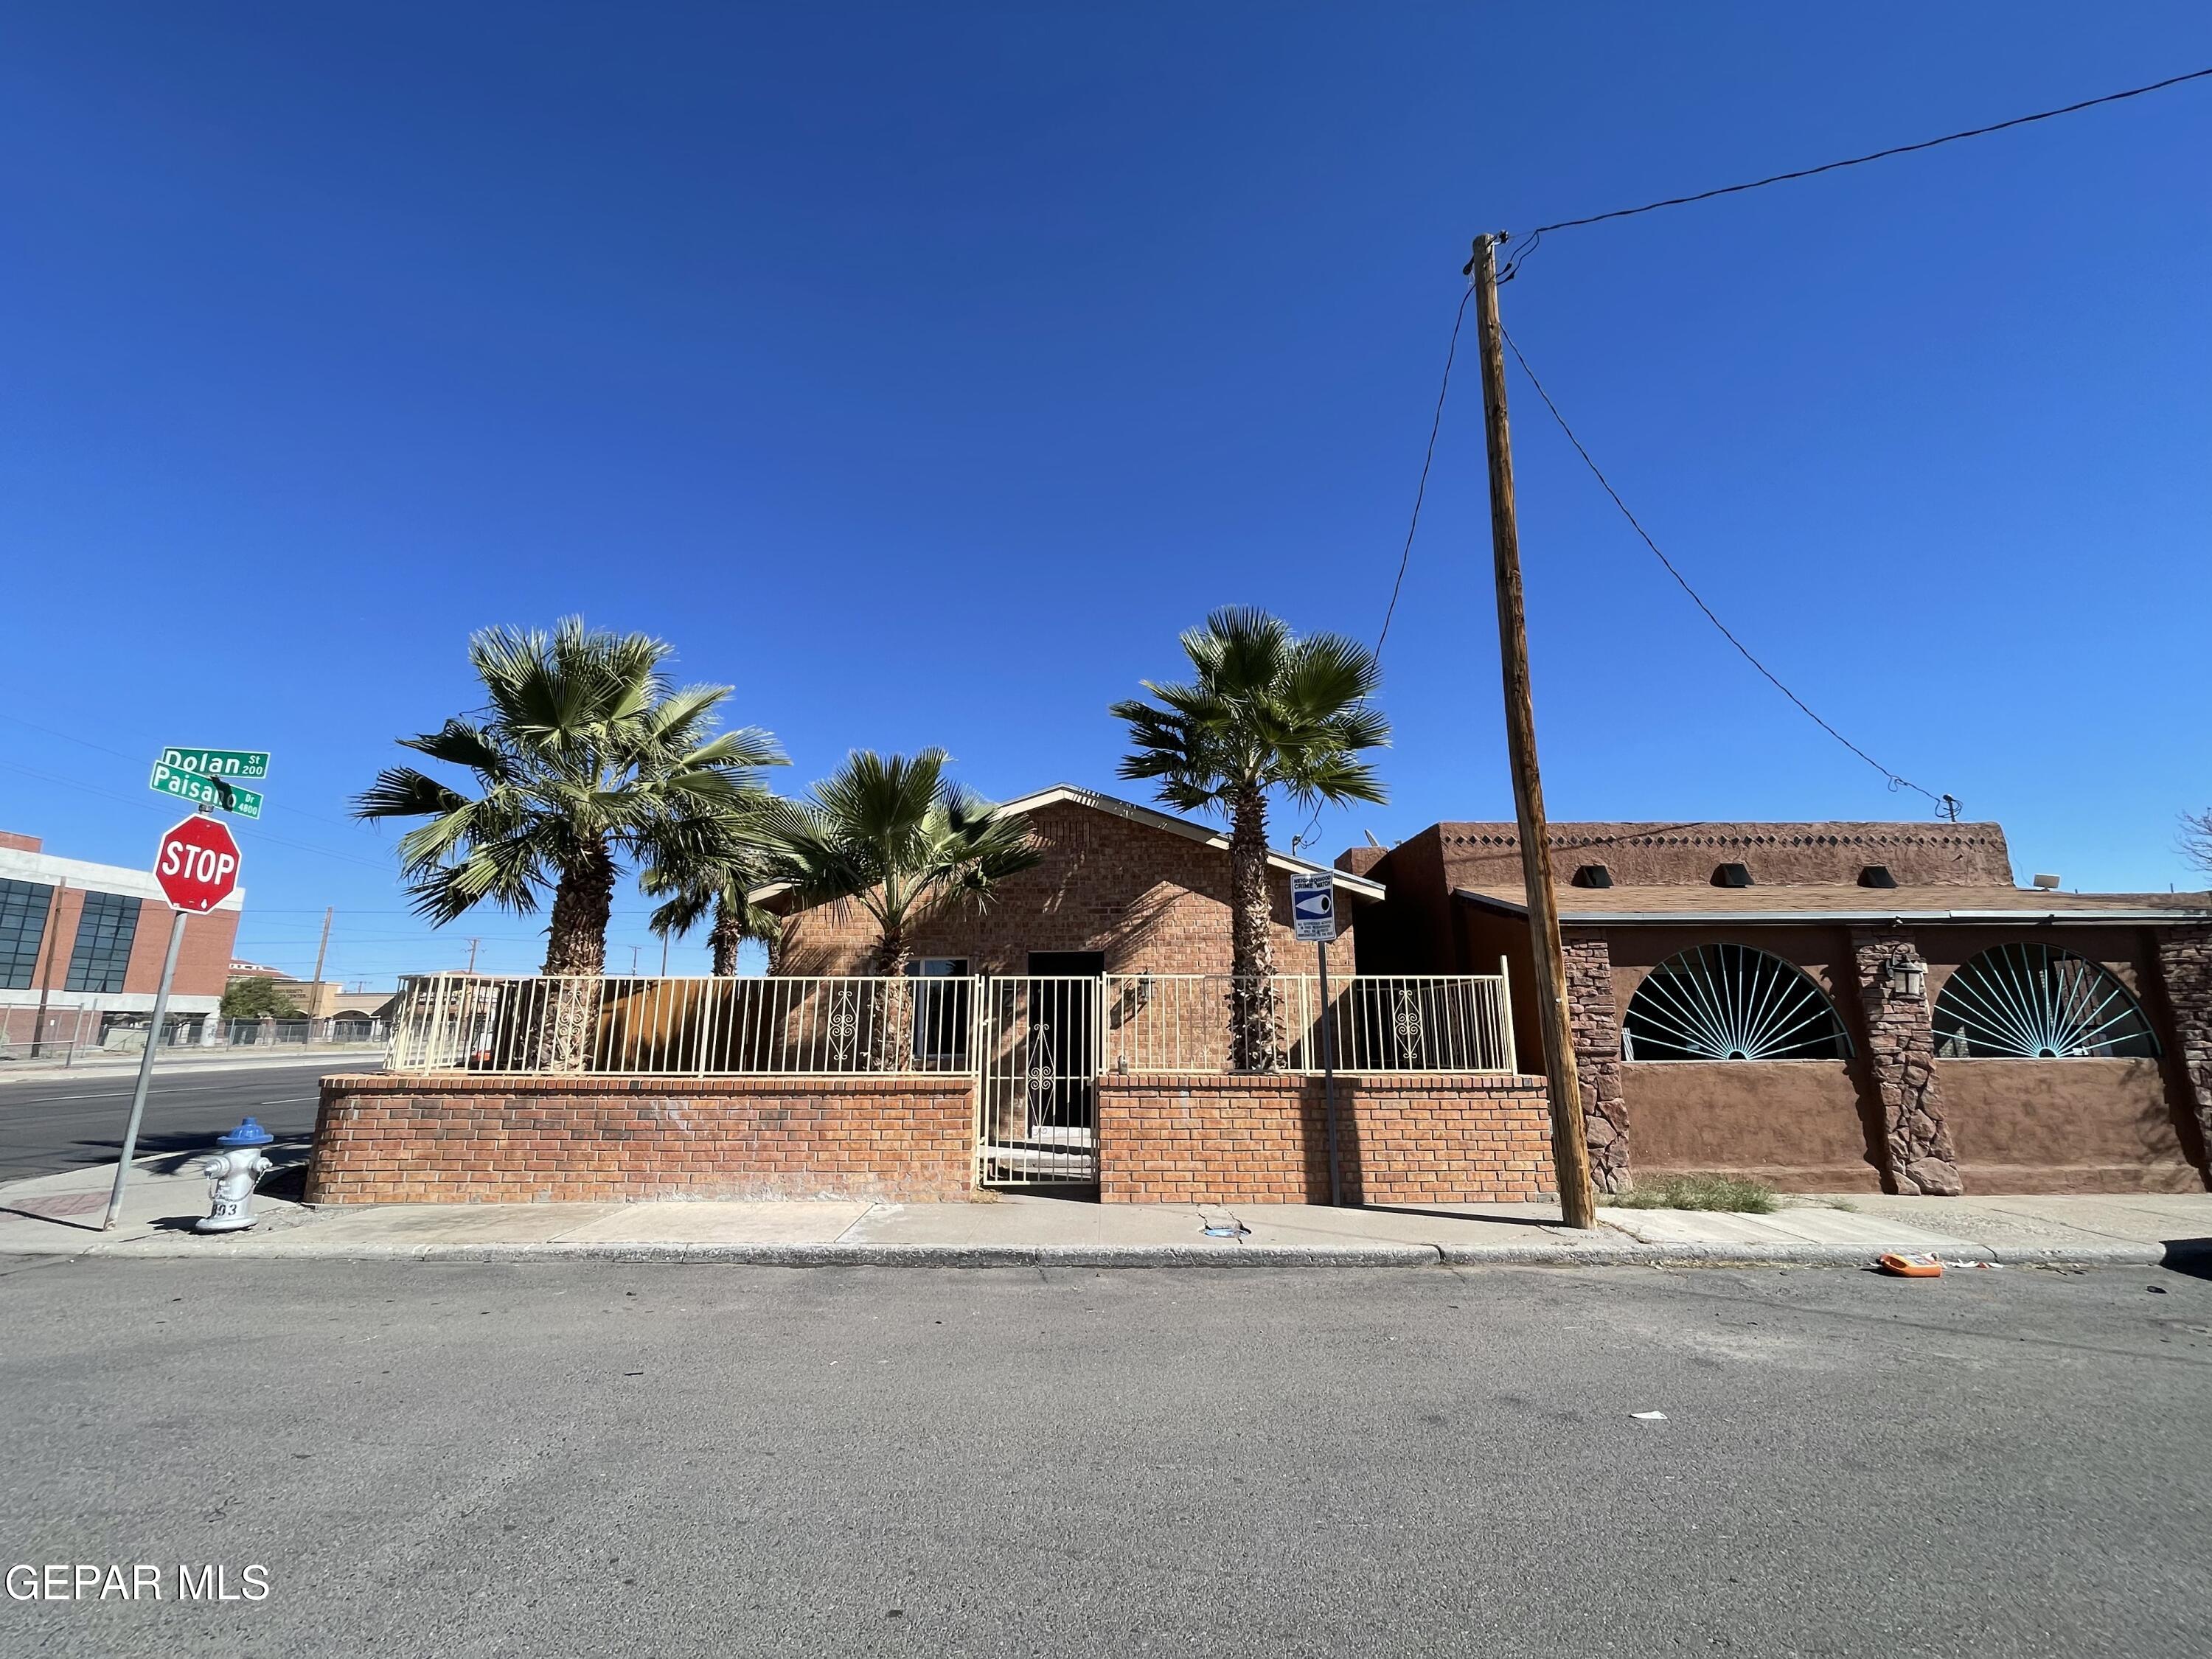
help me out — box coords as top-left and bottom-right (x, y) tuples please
(764, 784), (1381, 981)
(1346, 821), (2212, 1195)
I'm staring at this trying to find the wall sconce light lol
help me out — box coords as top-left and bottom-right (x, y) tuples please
(1883, 957), (1926, 999)
(1135, 973), (1154, 1009)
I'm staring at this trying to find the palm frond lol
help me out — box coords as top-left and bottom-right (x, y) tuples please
(354, 766), (470, 823)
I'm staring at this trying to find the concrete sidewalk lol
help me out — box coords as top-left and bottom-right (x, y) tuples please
(3, 1150), (2208, 1267)
(0, 1043), (383, 1083)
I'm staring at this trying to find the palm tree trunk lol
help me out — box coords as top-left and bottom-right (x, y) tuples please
(540, 838), (615, 1070)
(1227, 785), (1281, 1072)
(866, 919), (911, 1072)
(709, 897), (744, 977)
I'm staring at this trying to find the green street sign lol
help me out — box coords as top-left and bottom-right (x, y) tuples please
(149, 762), (263, 819)
(159, 746), (271, 781)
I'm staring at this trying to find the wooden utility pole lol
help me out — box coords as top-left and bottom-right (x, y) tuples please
(1467, 232), (1598, 1230)
(310, 906), (333, 995)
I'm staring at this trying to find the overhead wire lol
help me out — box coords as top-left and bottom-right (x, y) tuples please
(1519, 65), (2212, 247)
(1498, 328), (1953, 813)
(1374, 285), (1473, 662)
(1380, 69), (2212, 810)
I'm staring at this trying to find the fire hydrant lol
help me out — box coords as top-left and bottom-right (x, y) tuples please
(198, 1118), (276, 1234)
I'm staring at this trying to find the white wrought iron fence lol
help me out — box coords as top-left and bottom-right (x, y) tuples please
(383, 970), (1514, 1078)
(1100, 973), (1516, 1075)
(383, 973), (973, 1077)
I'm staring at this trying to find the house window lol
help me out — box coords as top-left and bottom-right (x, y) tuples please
(65, 892), (142, 995)
(1623, 943), (1851, 1061)
(0, 879), (54, 990)
(905, 958), (970, 1064)
(1933, 943), (2158, 1059)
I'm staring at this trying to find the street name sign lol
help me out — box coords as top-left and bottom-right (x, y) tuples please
(1290, 872), (1338, 942)
(159, 746), (271, 779)
(154, 813), (242, 914)
(149, 762), (263, 818)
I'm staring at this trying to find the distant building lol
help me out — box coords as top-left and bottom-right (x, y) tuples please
(224, 959), (397, 1023)
(0, 829), (243, 1048)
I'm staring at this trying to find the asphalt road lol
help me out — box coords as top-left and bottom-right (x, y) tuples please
(0, 1057), (364, 1183)
(2, 1259), (2208, 1658)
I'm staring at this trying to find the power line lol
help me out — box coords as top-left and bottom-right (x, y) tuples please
(1511, 65), (2211, 257)
(1499, 327), (1957, 816)
(0, 709), (366, 833)
(0, 759), (397, 871)
(1374, 285), (1474, 662)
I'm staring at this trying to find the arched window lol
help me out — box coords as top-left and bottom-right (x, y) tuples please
(1622, 943), (1851, 1061)
(1933, 944), (2159, 1059)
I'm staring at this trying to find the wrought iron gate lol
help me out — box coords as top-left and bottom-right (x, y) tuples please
(975, 975), (1101, 1186)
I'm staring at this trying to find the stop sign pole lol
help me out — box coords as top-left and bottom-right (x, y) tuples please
(105, 809), (243, 1231)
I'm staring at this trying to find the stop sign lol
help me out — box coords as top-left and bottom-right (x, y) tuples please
(154, 813), (242, 913)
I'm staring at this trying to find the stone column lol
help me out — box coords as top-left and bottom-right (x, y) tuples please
(1849, 930), (1962, 1196)
(1561, 933), (1631, 1194)
(2152, 926), (2212, 1171)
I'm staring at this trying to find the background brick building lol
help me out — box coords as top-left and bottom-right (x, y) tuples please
(0, 829), (243, 1051)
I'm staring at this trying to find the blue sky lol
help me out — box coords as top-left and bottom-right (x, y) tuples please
(2, 3), (2206, 983)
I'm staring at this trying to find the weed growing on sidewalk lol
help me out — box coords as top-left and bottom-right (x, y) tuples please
(1612, 1172), (1778, 1213)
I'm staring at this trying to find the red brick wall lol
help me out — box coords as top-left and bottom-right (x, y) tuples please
(119, 904), (238, 998)
(305, 1074), (975, 1204)
(1097, 1073), (1554, 1206)
(777, 799), (1357, 978)
(0, 831), (40, 852)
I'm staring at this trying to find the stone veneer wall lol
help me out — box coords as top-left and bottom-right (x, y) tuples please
(1562, 933), (1630, 1194)
(2154, 925), (2212, 1160)
(1849, 930), (1962, 1195)
(1096, 1074), (1553, 1206)
(305, 1074), (975, 1205)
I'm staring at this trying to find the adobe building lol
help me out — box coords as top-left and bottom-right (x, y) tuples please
(0, 830), (243, 1049)
(1345, 821), (2212, 1196)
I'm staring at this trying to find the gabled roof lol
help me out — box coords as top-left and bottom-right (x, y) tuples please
(1453, 883), (2212, 925)
(995, 785), (1386, 897)
(751, 782), (1385, 905)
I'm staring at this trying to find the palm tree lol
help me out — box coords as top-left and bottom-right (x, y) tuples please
(639, 798), (787, 975)
(355, 619), (786, 981)
(757, 750), (1040, 978)
(1111, 606), (1389, 1071)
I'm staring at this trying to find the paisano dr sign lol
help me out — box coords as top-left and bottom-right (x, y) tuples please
(149, 762), (262, 819)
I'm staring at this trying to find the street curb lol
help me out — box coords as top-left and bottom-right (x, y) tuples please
(0, 1050), (383, 1084)
(38, 1236), (2203, 1268)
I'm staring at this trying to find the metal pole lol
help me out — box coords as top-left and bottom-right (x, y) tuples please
(1467, 231), (1598, 1229)
(1318, 939), (1343, 1207)
(104, 907), (188, 1230)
